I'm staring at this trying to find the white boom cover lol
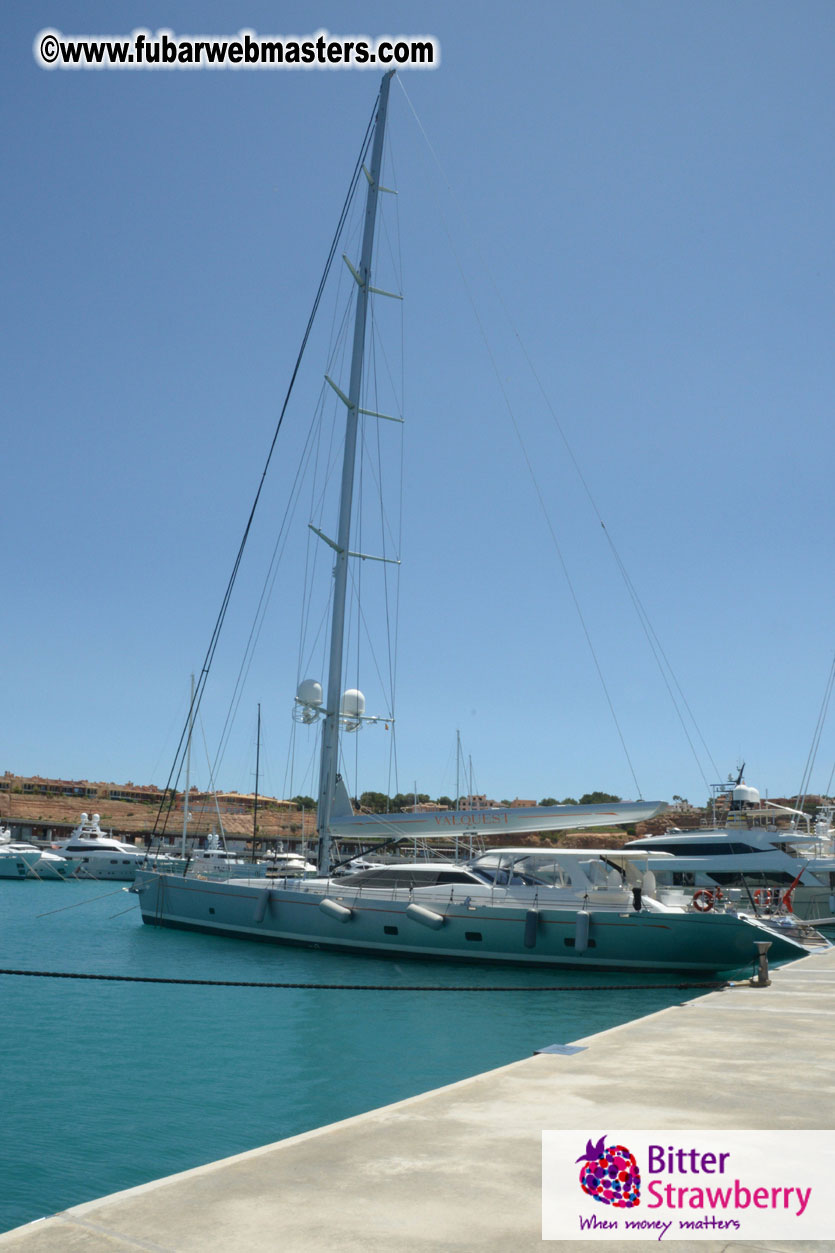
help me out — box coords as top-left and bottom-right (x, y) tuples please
(328, 799), (666, 839)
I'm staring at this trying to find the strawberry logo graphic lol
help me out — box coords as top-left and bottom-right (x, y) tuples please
(577, 1135), (641, 1208)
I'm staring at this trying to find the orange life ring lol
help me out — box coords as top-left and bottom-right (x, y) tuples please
(692, 889), (714, 912)
(754, 889), (772, 907)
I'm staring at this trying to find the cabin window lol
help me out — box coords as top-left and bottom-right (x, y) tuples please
(342, 869), (443, 888)
(564, 938), (597, 948)
(384, 925), (398, 935)
(647, 841), (762, 857)
(465, 932), (483, 942)
(710, 871), (796, 887)
(209, 908), (215, 915)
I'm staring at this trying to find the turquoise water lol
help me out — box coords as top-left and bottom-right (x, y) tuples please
(1, 880), (713, 1234)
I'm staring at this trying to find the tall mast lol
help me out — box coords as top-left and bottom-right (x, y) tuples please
(316, 70), (395, 873)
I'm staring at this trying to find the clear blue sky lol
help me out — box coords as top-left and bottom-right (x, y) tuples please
(4, 1), (835, 810)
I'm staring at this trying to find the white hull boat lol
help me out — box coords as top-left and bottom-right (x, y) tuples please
(627, 780), (835, 922)
(56, 814), (185, 881)
(1, 827), (70, 878)
(0, 846), (41, 879)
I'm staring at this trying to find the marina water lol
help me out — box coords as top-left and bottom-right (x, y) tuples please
(2, 880), (714, 1234)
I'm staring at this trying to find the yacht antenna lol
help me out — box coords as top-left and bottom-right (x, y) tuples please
(316, 71), (395, 873)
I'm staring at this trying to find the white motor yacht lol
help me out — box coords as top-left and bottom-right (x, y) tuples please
(0, 828), (72, 879)
(264, 851), (317, 876)
(186, 840), (315, 879)
(185, 835), (268, 879)
(0, 828), (42, 879)
(55, 814), (184, 881)
(626, 781), (835, 921)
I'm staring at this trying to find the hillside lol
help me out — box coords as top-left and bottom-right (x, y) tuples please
(4, 781), (712, 848)
(2, 790), (315, 843)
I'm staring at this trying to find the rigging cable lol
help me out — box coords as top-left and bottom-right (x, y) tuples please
(151, 90), (381, 840)
(397, 80), (643, 800)
(398, 78), (720, 798)
(797, 651), (835, 809)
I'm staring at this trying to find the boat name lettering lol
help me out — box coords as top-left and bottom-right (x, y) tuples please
(433, 812), (509, 827)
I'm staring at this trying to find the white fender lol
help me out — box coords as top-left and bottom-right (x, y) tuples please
(574, 909), (590, 953)
(319, 897), (353, 923)
(406, 902), (445, 929)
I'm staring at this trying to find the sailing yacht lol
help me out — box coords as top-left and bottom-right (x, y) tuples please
(131, 73), (811, 972)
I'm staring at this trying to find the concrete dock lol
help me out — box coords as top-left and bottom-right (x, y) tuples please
(2, 948), (834, 1252)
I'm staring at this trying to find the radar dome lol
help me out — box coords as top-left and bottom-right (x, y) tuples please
(732, 784), (760, 807)
(296, 679), (323, 708)
(341, 689), (365, 719)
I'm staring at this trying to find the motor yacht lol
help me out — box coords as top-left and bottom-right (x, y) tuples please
(55, 814), (184, 881)
(0, 828), (72, 879)
(626, 781), (835, 922)
(0, 829), (42, 880)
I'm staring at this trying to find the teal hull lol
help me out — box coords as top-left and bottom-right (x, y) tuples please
(132, 872), (807, 973)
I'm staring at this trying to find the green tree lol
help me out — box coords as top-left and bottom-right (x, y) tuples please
(561, 797), (578, 805)
(391, 792), (429, 811)
(437, 796), (454, 809)
(289, 795), (315, 809)
(359, 791), (389, 813)
(539, 797), (558, 807)
(578, 791), (621, 805)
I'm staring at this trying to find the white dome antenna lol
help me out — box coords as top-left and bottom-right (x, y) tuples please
(294, 679), (324, 724)
(341, 688), (365, 732)
(297, 679), (323, 707)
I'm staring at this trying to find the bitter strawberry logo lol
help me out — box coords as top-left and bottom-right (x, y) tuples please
(577, 1135), (641, 1208)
